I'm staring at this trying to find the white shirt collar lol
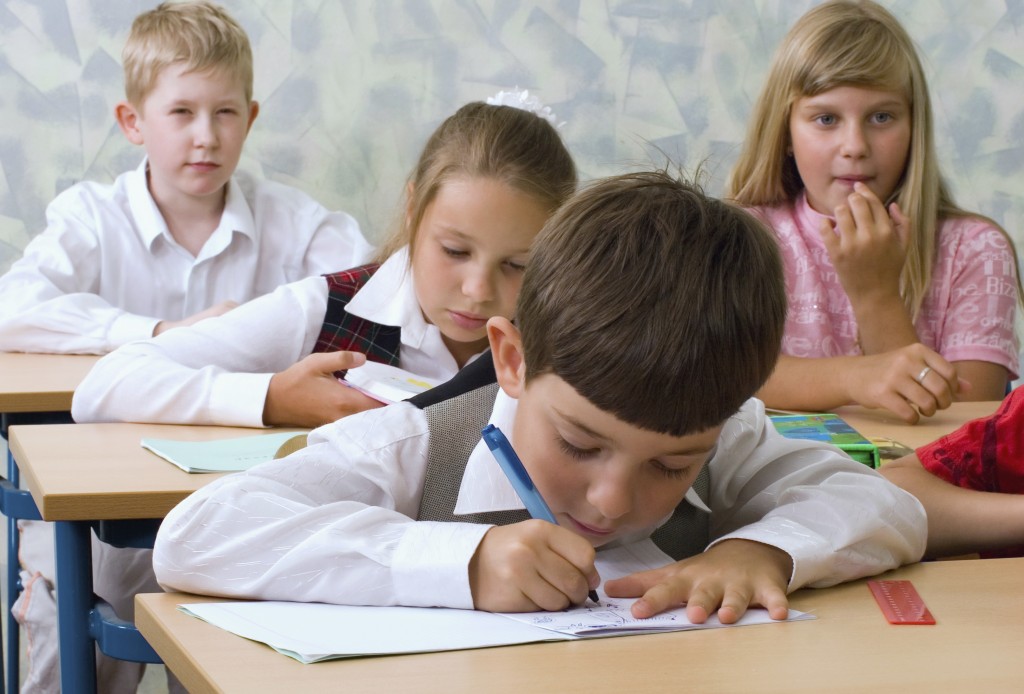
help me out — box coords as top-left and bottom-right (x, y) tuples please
(347, 246), (433, 347)
(454, 388), (525, 515)
(125, 157), (257, 256)
(453, 389), (712, 517)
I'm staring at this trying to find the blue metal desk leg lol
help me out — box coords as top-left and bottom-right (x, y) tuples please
(54, 521), (96, 694)
(5, 449), (18, 694)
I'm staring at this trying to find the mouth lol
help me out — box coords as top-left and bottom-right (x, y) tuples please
(188, 162), (220, 172)
(448, 310), (488, 331)
(567, 515), (616, 539)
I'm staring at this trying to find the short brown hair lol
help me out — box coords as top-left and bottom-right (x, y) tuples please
(375, 101), (577, 262)
(122, 0), (253, 107)
(517, 171), (786, 436)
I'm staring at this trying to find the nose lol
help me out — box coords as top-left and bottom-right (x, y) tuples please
(193, 113), (218, 149)
(461, 264), (495, 304)
(585, 466), (634, 521)
(840, 122), (868, 158)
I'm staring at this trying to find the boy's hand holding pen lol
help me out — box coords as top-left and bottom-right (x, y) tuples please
(468, 425), (600, 612)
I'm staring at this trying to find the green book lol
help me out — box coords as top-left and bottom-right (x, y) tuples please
(769, 413), (880, 468)
(141, 431), (307, 473)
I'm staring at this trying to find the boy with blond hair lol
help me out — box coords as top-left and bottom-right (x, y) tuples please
(7, 2), (370, 691)
(154, 171), (925, 624)
(0, 0), (371, 354)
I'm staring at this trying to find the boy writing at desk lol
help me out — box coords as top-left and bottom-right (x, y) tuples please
(154, 171), (925, 620)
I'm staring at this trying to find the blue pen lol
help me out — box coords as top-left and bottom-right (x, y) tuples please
(481, 423), (600, 604)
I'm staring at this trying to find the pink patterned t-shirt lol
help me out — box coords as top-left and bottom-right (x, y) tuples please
(752, 193), (1019, 378)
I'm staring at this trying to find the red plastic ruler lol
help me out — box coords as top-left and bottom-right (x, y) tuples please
(867, 579), (936, 625)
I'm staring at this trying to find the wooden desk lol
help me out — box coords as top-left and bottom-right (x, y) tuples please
(0, 352), (99, 413)
(8, 422), (304, 694)
(836, 400), (1000, 451)
(136, 557), (1023, 693)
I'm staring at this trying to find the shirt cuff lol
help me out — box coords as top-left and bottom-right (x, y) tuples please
(391, 521), (492, 609)
(208, 372), (275, 427)
(708, 516), (824, 592)
(107, 313), (160, 349)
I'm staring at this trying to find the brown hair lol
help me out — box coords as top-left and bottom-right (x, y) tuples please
(518, 171), (787, 436)
(727, 0), (1021, 318)
(122, 0), (253, 108)
(375, 101), (577, 262)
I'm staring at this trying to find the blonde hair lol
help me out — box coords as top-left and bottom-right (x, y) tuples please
(727, 0), (1017, 318)
(374, 101), (577, 263)
(122, 0), (253, 108)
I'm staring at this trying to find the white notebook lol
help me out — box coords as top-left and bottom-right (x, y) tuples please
(342, 361), (442, 404)
(178, 541), (813, 662)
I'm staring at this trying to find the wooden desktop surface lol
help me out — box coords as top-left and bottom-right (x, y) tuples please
(0, 352), (99, 412)
(137, 557), (1023, 694)
(8, 422), (305, 520)
(835, 400), (1000, 450)
(7, 401), (999, 521)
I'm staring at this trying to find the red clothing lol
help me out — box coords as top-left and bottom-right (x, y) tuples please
(916, 387), (1024, 557)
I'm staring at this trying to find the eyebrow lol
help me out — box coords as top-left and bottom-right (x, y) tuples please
(555, 409), (717, 457)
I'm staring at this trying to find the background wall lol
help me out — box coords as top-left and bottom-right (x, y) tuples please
(0, 0), (1021, 272)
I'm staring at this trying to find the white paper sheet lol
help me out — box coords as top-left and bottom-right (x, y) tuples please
(178, 541), (814, 663)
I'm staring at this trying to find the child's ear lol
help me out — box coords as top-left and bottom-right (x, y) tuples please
(246, 101), (260, 133)
(487, 317), (526, 398)
(115, 101), (144, 145)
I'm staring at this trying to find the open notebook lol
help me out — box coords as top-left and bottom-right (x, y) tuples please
(342, 361), (442, 404)
(178, 540), (813, 663)
(141, 431), (307, 473)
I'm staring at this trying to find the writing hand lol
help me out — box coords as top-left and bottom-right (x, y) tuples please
(603, 539), (791, 623)
(263, 350), (383, 427)
(469, 520), (599, 612)
(153, 299), (239, 336)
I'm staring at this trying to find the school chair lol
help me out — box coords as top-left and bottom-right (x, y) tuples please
(0, 412), (160, 693)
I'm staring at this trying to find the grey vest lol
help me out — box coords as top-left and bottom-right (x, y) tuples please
(415, 381), (711, 560)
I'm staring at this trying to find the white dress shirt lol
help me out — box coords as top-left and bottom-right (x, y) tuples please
(72, 249), (464, 427)
(152, 393), (927, 609)
(0, 159), (373, 354)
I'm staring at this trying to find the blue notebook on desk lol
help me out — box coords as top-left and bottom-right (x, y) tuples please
(769, 413), (880, 468)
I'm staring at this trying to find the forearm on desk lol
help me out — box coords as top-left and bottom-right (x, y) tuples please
(882, 457), (1024, 557)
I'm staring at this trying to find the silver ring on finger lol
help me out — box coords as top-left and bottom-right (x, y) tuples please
(915, 366), (932, 384)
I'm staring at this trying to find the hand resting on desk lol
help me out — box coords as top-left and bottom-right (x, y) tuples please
(604, 538), (792, 624)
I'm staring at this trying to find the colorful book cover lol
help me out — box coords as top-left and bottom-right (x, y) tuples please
(769, 413), (880, 468)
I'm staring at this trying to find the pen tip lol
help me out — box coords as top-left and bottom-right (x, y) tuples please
(588, 589), (599, 604)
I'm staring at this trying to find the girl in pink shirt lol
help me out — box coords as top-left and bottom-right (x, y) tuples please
(727, 0), (1021, 423)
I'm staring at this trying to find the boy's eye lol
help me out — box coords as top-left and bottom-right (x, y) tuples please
(556, 437), (598, 460)
(651, 460), (690, 480)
